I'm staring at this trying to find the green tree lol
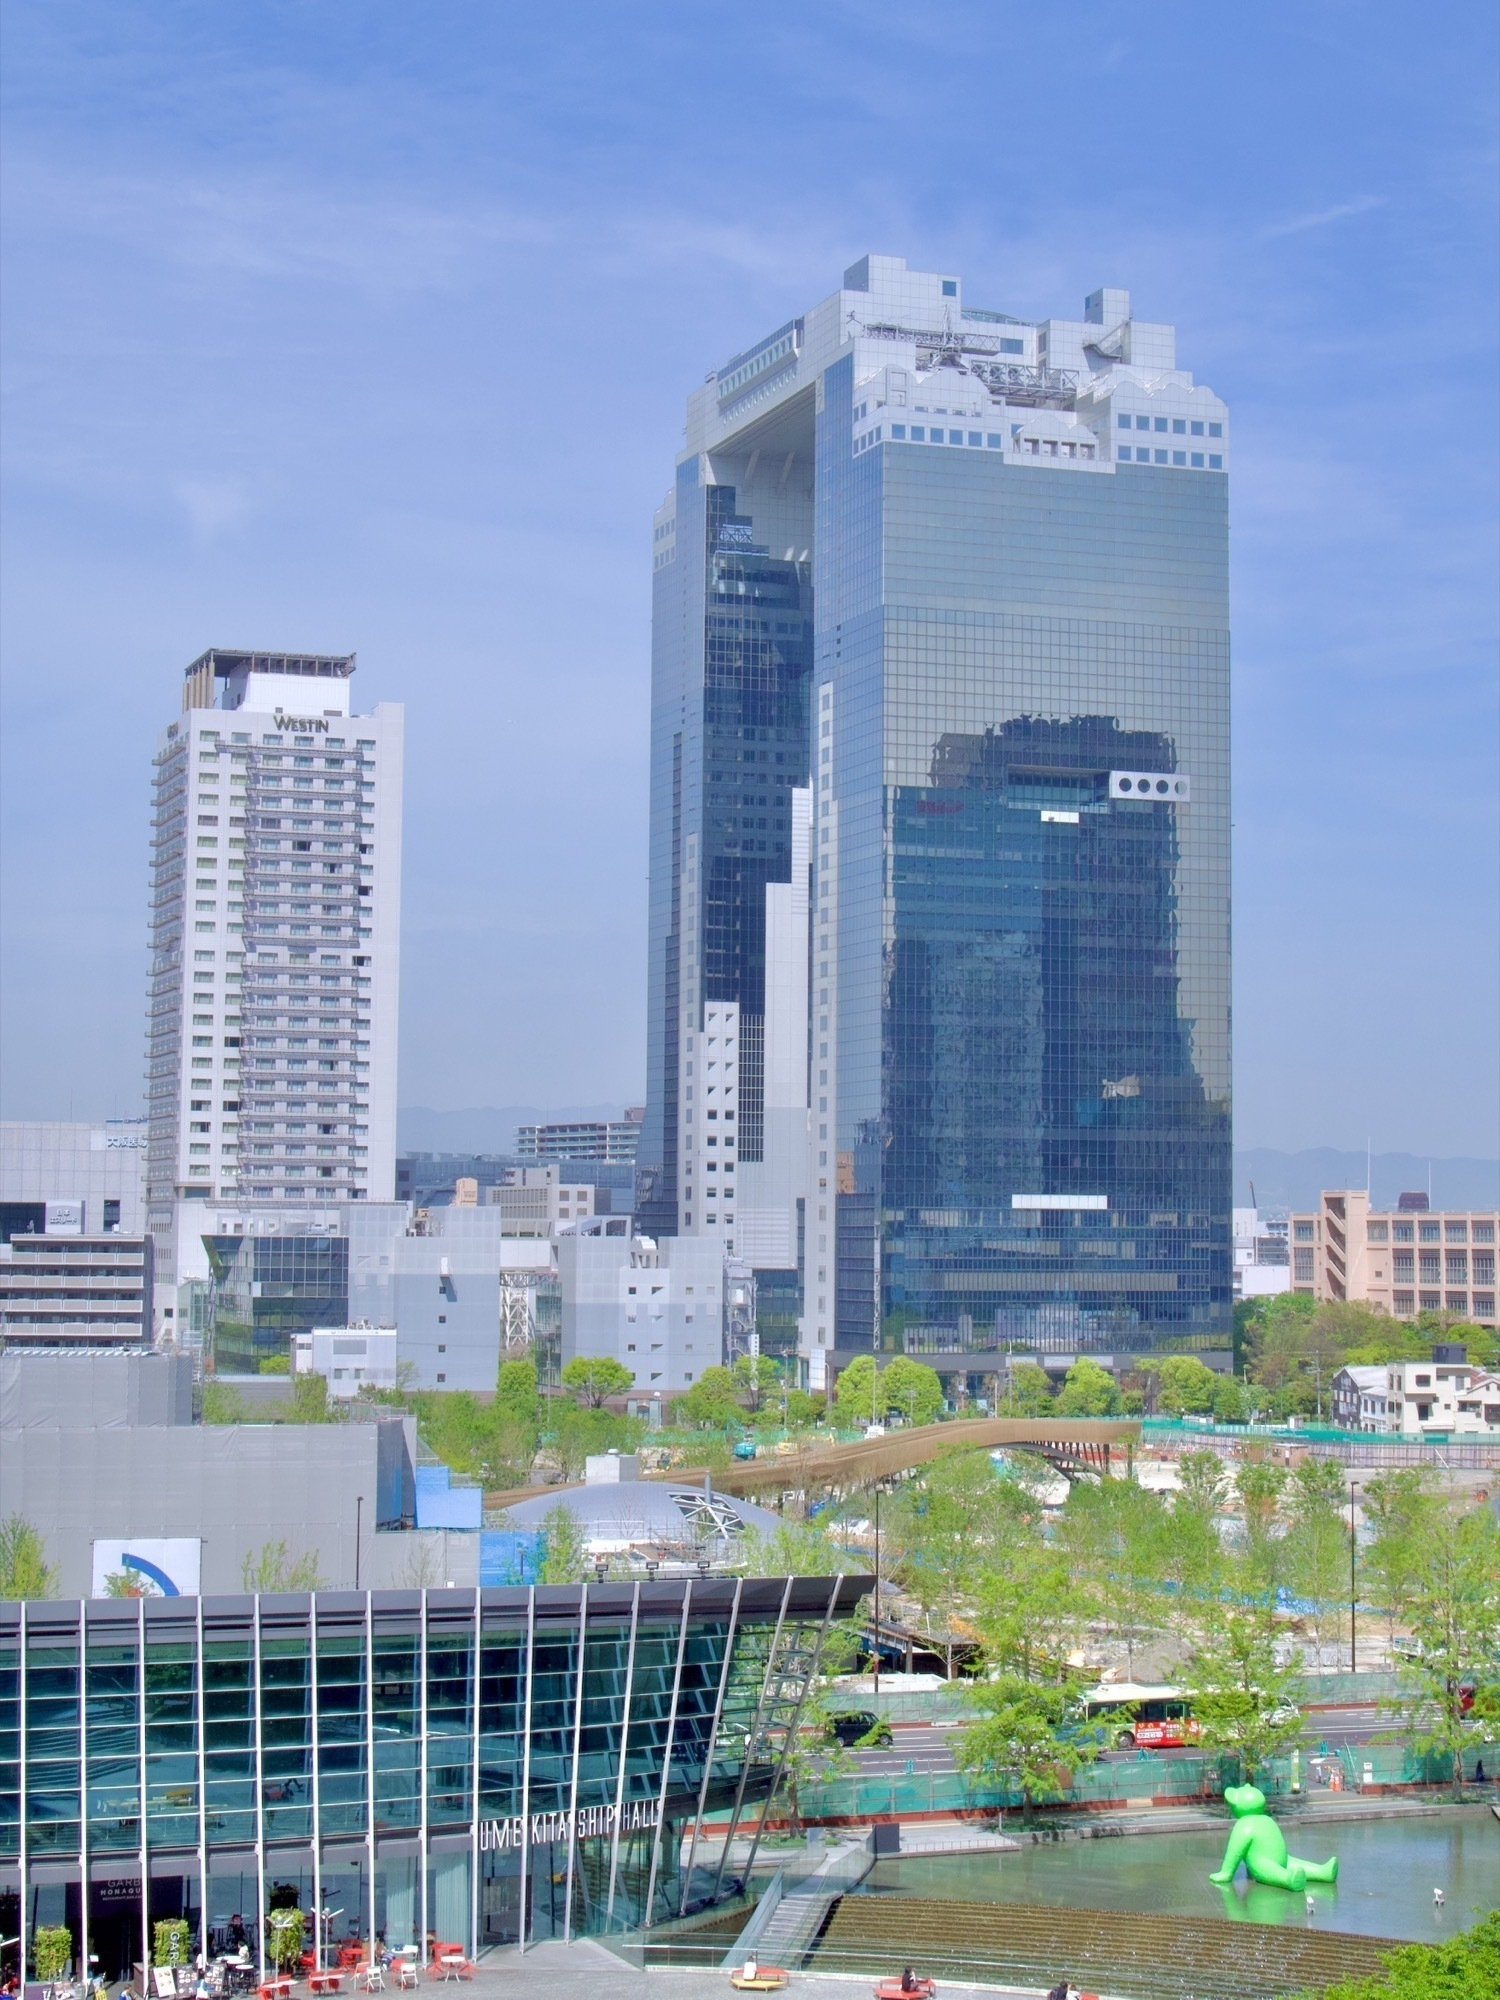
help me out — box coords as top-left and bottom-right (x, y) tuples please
(1182, 1595), (1303, 1780)
(264, 1907), (306, 1974)
(496, 1356), (541, 1422)
(1362, 1468), (1440, 1645)
(736, 1513), (859, 1580)
(971, 1526), (1089, 1684)
(241, 1540), (326, 1591)
(546, 1402), (641, 1480)
(954, 1673), (1102, 1824)
(731, 1352), (783, 1412)
(880, 1356), (944, 1427)
(1177, 1450), (1230, 1515)
(1155, 1354), (1220, 1415)
(1234, 1460), (1288, 1594)
(32, 1927), (72, 1980)
(290, 1371), (336, 1423)
(1283, 1459), (1353, 1671)
(833, 1354), (881, 1427)
(1000, 1360), (1055, 1415)
(833, 1354), (943, 1428)
(560, 1355), (635, 1407)
(1385, 1501), (1500, 1794)
(1301, 1909), (1500, 2000)
(1058, 1476), (1171, 1675)
(537, 1502), (589, 1583)
(782, 1387), (825, 1430)
(202, 1379), (248, 1424)
(1211, 1375), (1251, 1423)
(883, 1448), (1032, 1623)
(672, 1364), (742, 1428)
(0, 1515), (57, 1599)
(1054, 1357), (1122, 1416)
(765, 1653), (858, 1835)
(1163, 1452), (1230, 1599)
(258, 1353), (291, 1375)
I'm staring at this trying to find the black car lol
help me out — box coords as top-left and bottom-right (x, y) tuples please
(828, 1709), (894, 1748)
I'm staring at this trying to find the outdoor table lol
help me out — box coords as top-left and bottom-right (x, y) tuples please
(729, 1971), (788, 1992)
(436, 1958), (471, 1984)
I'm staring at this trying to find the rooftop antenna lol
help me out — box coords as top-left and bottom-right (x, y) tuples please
(1248, 1178), (1258, 1214)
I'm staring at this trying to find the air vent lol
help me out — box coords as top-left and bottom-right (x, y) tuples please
(1110, 771), (1190, 801)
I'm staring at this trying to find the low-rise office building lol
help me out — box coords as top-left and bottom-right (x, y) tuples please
(292, 1326), (399, 1397)
(1, 1574), (866, 1975)
(0, 1119), (150, 1241)
(559, 1232), (726, 1393)
(1289, 1189), (1497, 1323)
(0, 1233), (154, 1349)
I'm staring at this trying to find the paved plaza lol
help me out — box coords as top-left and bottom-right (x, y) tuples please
(473, 1940), (1064, 1998)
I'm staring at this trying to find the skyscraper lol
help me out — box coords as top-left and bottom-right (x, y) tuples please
(641, 255), (1231, 1388)
(144, 650), (402, 1242)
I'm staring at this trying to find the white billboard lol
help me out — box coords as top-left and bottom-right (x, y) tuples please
(92, 1538), (202, 1599)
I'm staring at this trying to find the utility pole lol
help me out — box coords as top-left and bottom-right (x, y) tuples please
(872, 1486), (881, 1698)
(1348, 1477), (1358, 1674)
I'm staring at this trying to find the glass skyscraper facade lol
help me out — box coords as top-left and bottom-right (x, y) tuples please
(1, 1578), (861, 1973)
(642, 257), (1231, 1386)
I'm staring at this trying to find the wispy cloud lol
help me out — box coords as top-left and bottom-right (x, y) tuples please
(1259, 195), (1386, 239)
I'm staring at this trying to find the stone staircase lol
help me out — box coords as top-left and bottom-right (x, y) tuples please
(810, 1896), (1400, 1998)
(745, 1885), (844, 1966)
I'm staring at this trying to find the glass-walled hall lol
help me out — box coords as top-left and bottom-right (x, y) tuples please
(0, 1578), (863, 1974)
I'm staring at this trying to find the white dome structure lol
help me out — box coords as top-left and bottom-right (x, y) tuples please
(502, 1478), (782, 1558)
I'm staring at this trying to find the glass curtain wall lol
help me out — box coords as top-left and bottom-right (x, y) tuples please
(1, 1578), (862, 1973)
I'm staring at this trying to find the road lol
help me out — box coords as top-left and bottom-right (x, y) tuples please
(845, 1705), (1400, 1780)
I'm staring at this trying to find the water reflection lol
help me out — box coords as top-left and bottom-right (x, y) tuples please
(857, 1809), (1497, 1943)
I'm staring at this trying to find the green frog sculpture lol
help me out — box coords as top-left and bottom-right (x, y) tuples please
(1209, 1782), (1338, 1891)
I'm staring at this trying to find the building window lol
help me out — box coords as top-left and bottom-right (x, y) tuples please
(1190, 452), (1204, 467)
(1208, 423), (1223, 437)
(1445, 1221), (1468, 1242)
(941, 279), (957, 297)
(1293, 1250), (1314, 1281)
(1294, 1221), (1314, 1241)
(1208, 454), (1223, 468)
(1393, 1290), (1414, 1315)
(1191, 421), (1205, 435)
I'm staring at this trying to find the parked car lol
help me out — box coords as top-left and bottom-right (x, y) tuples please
(828, 1709), (894, 1748)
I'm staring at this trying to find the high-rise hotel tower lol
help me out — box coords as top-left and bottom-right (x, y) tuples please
(144, 651), (402, 1231)
(640, 256), (1231, 1387)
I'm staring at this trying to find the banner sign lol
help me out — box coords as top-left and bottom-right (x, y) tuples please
(479, 1798), (661, 1852)
(92, 1538), (202, 1598)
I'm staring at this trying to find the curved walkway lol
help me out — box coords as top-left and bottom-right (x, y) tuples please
(485, 1416), (1140, 1512)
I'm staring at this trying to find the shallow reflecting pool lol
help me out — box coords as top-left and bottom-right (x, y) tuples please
(856, 1808), (1499, 1941)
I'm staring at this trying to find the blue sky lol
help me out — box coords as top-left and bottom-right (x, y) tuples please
(1, 0), (1496, 1154)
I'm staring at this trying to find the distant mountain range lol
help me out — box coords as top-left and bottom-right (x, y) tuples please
(398, 1104), (632, 1154)
(1233, 1149), (1498, 1213)
(397, 1114), (1497, 1212)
